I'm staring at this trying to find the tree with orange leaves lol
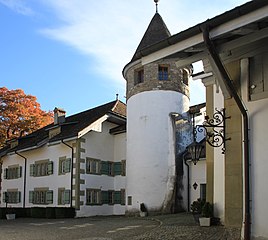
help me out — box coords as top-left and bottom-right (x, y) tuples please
(0, 87), (53, 147)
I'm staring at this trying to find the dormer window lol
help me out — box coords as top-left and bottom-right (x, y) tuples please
(135, 68), (144, 85)
(158, 65), (168, 80)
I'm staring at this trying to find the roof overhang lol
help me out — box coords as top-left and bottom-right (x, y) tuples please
(140, 3), (268, 66)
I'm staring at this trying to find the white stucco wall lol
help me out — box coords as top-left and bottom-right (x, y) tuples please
(188, 159), (206, 204)
(78, 121), (126, 217)
(213, 85), (225, 222)
(241, 59), (268, 240)
(1, 143), (73, 208)
(126, 90), (189, 213)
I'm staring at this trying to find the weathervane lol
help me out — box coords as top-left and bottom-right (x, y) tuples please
(154, 0), (160, 13)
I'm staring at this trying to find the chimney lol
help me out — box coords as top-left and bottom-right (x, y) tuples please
(54, 107), (66, 125)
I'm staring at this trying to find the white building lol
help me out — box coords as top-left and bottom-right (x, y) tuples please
(0, 100), (127, 217)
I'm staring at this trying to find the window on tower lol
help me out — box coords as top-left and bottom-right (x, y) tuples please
(182, 69), (189, 85)
(135, 68), (144, 85)
(158, 65), (169, 81)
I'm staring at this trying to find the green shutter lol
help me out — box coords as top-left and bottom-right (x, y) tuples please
(64, 190), (71, 204)
(4, 168), (7, 179)
(29, 191), (34, 203)
(121, 189), (125, 205)
(47, 161), (53, 175)
(101, 191), (109, 204)
(114, 191), (121, 204)
(3, 192), (7, 202)
(18, 166), (22, 178)
(30, 164), (35, 176)
(16, 192), (21, 203)
(65, 159), (71, 173)
(114, 162), (122, 176)
(86, 158), (90, 173)
(101, 161), (109, 175)
(46, 190), (53, 204)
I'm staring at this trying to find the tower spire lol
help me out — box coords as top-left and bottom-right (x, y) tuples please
(154, 0), (160, 13)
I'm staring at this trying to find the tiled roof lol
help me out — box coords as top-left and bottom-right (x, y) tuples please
(0, 100), (126, 156)
(131, 13), (171, 62)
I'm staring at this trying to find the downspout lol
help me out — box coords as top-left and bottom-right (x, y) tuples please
(183, 152), (190, 212)
(15, 151), (27, 208)
(61, 140), (74, 208)
(201, 26), (251, 240)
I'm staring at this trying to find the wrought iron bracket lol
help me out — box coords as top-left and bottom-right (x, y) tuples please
(196, 108), (231, 154)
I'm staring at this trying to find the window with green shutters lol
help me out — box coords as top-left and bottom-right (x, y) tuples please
(86, 158), (101, 175)
(4, 166), (22, 179)
(101, 190), (125, 205)
(3, 191), (21, 203)
(100, 161), (124, 176)
(86, 189), (101, 205)
(29, 189), (53, 204)
(58, 188), (71, 205)
(59, 158), (71, 175)
(30, 161), (53, 177)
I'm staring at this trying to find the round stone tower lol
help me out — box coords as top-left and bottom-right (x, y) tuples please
(123, 10), (192, 215)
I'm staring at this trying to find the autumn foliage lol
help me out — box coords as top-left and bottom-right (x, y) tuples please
(0, 87), (53, 147)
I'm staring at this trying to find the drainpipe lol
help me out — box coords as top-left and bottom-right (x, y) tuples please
(61, 140), (74, 208)
(15, 151), (27, 208)
(201, 26), (251, 240)
(183, 152), (190, 212)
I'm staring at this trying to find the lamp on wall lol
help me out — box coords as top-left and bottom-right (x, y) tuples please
(187, 108), (230, 165)
(186, 110), (204, 165)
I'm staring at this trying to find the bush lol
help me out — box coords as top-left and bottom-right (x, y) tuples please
(31, 207), (46, 218)
(46, 207), (56, 219)
(140, 203), (147, 213)
(201, 202), (213, 218)
(55, 207), (75, 218)
(191, 198), (205, 214)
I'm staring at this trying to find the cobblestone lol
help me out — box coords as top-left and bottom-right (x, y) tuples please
(0, 213), (241, 240)
(133, 213), (241, 240)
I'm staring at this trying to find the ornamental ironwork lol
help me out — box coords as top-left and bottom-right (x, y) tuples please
(196, 108), (231, 154)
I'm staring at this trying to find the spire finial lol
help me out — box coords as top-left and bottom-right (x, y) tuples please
(154, 0), (160, 13)
(116, 93), (119, 100)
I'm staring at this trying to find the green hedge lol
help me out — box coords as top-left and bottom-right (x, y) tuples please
(31, 207), (46, 218)
(55, 207), (75, 218)
(0, 207), (75, 219)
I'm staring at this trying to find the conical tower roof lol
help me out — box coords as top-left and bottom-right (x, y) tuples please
(131, 13), (171, 62)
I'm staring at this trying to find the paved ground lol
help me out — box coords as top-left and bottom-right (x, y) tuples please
(0, 213), (241, 240)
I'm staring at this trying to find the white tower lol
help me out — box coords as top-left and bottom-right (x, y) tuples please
(123, 5), (192, 215)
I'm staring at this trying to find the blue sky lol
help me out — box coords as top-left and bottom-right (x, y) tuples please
(0, 0), (249, 116)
